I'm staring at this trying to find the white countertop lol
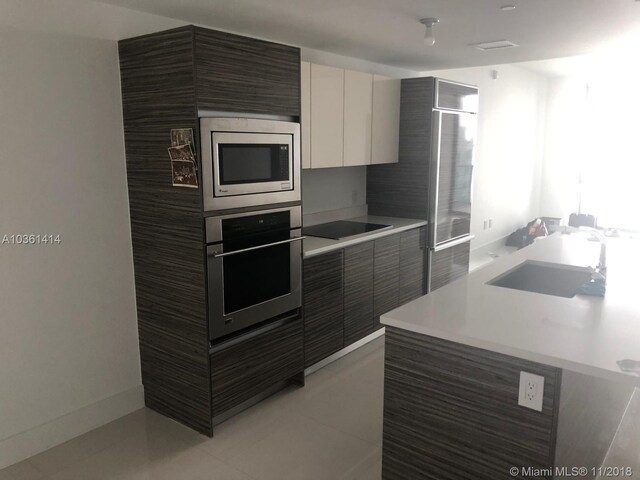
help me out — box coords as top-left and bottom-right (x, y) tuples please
(303, 216), (427, 258)
(382, 233), (640, 385)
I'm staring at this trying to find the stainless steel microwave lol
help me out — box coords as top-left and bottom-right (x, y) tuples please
(200, 117), (301, 211)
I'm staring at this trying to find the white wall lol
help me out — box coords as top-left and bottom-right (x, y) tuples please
(538, 77), (586, 220)
(0, 0), (184, 468)
(420, 65), (548, 250)
(302, 167), (367, 215)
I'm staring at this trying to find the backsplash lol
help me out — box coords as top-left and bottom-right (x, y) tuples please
(301, 166), (367, 215)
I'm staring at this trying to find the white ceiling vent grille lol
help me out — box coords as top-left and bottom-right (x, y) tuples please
(472, 40), (519, 51)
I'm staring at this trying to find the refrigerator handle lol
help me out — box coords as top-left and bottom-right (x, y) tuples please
(433, 234), (475, 252)
(429, 110), (443, 248)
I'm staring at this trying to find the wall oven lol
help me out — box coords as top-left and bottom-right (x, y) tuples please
(206, 206), (303, 341)
(200, 117), (301, 211)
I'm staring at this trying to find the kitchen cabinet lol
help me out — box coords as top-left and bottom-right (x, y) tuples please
(303, 250), (344, 367)
(343, 70), (373, 166)
(429, 239), (470, 292)
(302, 63), (400, 169)
(195, 27), (300, 116)
(119, 25), (302, 437)
(399, 226), (427, 304)
(373, 234), (401, 327)
(310, 64), (344, 169)
(371, 75), (400, 165)
(303, 226), (427, 367)
(301, 61), (311, 169)
(210, 317), (303, 419)
(343, 242), (375, 345)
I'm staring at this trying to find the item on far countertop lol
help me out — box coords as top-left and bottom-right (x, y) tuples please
(506, 218), (548, 249)
(617, 359), (640, 374)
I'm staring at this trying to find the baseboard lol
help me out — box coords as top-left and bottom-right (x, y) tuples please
(0, 385), (144, 469)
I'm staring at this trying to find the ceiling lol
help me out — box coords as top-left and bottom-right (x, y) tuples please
(95, 0), (640, 71)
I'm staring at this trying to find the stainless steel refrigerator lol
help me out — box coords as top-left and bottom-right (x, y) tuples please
(367, 77), (478, 292)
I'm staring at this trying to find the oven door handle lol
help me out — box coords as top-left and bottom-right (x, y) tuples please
(208, 236), (306, 258)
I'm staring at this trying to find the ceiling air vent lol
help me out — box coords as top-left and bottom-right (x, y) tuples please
(472, 40), (519, 51)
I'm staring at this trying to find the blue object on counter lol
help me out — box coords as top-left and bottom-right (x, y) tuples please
(575, 278), (606, 297)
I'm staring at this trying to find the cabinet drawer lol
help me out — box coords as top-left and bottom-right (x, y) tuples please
(210, 318), (303, 417)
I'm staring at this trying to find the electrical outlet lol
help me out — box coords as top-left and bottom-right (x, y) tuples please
(488, 219), (493, 229)
(483, 220), (488, 230)
(518, 371), (544, 412)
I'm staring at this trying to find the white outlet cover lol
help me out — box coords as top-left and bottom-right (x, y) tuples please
(518, 371), (544, 412)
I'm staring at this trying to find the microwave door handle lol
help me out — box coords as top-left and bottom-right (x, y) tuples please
(209, 236), (306, 258)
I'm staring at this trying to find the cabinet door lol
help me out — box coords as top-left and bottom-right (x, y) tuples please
(301, 61), (311, 169)
(194, 27), (300, 116)
(399, 227), (427, 304)
(429, 240), (470, 292)
(374, 234), (400, 327)
(344, 242), (375, 345)
(303, 251), (344, 367)
(344, 70), (373, 167)
(310, 64), (344, 168)
(210, 318), (303, 417)
(371, 75), (400, 165)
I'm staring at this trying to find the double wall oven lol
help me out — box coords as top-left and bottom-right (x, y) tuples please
(201, 117), (302, 342)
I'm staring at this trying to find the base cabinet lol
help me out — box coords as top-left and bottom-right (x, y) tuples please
(374, 235), (400, 327)
(344, 242), (375, 345)
(429, 240), (470, 292)
(303, 251), (344, 367)
(303, 226), (427, 367)
(210, 318), (303, 419)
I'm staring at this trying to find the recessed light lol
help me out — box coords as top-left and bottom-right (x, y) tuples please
(471, 40), (519, 51)
(500, 5), (516, 11)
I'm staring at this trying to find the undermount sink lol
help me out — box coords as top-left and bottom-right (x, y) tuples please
(487, 260), (593, 298)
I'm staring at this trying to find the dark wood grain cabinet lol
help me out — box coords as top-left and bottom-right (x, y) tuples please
(194, 28), (300, 116)
(344, 242), (375, 345)
(210, 318), (303, 419)
(303, 251), (344, 368)
(303, 227), (427, 367)
(399, 227), (427, 304)
(429, 240), (470, 292)
(118, 25), (302, 436)
(374, 234), (401, 327)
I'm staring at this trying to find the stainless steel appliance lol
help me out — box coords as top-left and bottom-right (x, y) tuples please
(200, 117), (301, 211)
(368, 77), (478, 293)
(206, 206), (303, 341)
(427, 81), (477, 291)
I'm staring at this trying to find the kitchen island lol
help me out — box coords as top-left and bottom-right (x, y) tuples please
(380, 233), (640, 479)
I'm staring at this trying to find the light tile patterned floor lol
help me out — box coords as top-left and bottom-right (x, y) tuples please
(0, 338), (384, 480)
(1, 337), (638, 480)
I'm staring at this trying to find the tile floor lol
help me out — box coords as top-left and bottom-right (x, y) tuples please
(1, 336), (638, 480)
(0, 338), (384, 480)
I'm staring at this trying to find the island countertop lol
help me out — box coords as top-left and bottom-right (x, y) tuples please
(381, 232), (640, 385)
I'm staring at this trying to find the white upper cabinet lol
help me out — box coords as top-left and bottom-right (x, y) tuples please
(371, 75), (400, 165)
(301, 61), (311, 169)
(310, 64), (344, 169)
(301, 63), (399, 169)
(343, 70), (373, 167)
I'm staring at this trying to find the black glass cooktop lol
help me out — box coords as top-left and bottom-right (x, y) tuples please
(303, 220), (392, 240)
